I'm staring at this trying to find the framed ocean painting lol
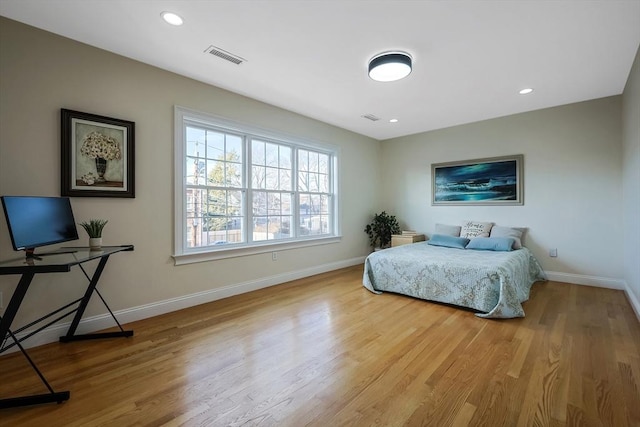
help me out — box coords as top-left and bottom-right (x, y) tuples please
(432, 155), (523, 206)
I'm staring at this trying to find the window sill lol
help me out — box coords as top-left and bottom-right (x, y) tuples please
(172, 235), (342, 265)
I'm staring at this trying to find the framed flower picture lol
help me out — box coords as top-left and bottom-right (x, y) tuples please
(61, 109), (135, 198)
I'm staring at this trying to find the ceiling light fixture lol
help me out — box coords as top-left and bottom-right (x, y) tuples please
(161, 11), (184, 26)
(519, 88), (534, 95)
(389, 119), (399, 123)
(368, 52), (412, 82)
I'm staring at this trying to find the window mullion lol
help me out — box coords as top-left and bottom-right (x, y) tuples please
(292, 147), (300, 238)
(246, 135), (253, 244)
(327, 154), (333, 233)
(181, 120), (189, 252)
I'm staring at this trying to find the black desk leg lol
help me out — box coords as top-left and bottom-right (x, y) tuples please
(0, 272), (34, 343)
(0, 272), (71, 409)
(60, 255), (133, 342)
(0, 392), (70, 409)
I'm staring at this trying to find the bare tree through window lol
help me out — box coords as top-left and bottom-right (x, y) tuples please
(180, 116), (334, 252)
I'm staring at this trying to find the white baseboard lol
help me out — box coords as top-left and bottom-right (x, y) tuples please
(544, 271), (639, 321)
(623, 281), (640, 322)
(544, 270), (625, 290)
(9, 262), (632, 354)
(3, 256), (367, 353)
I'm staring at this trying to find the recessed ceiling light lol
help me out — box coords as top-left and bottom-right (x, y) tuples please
(389, 119), (399, 123)
(161, 11), (183, 26)
(519, 88), (534, 95)
(368, 52), (412, 82)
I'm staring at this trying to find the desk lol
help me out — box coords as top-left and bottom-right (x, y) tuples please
(0, 245), (134, 408)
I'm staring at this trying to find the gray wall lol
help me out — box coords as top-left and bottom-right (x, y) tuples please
(622, 46), (640, 311)
(380, 97), (624, 284)
(0, 17), (380, 328)
(1, 16), (638, 338)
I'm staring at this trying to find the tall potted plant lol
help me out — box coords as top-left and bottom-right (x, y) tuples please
(364, 211), (401, 250)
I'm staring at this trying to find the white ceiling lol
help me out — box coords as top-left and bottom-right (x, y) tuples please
(1, 0), (639, 140)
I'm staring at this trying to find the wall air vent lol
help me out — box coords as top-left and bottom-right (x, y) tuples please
(204, 45), (246, 65)
(361, 114), (381, 122)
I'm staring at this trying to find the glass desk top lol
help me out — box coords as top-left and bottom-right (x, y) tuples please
(0, 245), (134, 274)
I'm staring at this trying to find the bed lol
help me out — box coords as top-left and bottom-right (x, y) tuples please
(362, 241), (546, 318)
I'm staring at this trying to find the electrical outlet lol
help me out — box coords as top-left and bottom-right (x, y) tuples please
(549, 248), (558, 257)
(272, 252), (278, 261)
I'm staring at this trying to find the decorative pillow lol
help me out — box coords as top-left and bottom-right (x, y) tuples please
(460, 221), (494, 238)
(490, 226), (526, 249)
(435, 223), (462, 237)
(466, 237), (515, 252)
(427, 234), (470, 249)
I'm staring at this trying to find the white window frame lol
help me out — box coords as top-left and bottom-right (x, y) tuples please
(173, 106), (341, 265)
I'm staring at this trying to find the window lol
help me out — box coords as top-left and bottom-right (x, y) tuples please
(174, 107), (339, 263)
(251, 139), (292, 241)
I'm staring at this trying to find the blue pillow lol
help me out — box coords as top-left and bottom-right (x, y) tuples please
(427, 234), (470, 249)
(465, 237), (515, 251)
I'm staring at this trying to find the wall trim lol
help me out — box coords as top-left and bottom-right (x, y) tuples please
(4, 256), (367, 353)
(544, 271), (639, 320)
(8, 263), (632, 353)
(544, 270), (625, 290)
(623, 281), (640, 321)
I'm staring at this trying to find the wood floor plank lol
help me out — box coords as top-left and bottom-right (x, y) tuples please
(1, 265), (639, 426)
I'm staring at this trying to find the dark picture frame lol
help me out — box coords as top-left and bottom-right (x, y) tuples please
(61, 109), (135, 198)
(432, 154), (523, 206)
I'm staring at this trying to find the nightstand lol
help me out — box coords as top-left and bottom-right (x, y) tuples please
(391, 234), (426, 247)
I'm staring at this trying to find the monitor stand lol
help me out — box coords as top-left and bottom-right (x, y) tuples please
(24, 248), (41, 260)
(24, 248), (78, 260)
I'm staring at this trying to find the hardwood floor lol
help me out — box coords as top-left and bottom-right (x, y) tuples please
(1, 265), (639, 426)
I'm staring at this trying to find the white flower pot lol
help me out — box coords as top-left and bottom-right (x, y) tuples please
(89, 237), (102, 250)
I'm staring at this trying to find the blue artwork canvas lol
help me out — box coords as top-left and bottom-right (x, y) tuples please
(432, 155), (523, 205)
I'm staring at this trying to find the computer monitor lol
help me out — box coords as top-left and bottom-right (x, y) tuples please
(1, 196), (79, 257)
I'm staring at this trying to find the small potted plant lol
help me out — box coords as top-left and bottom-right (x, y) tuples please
(79, 219), (108, 250)
(364, 211), (401, 250)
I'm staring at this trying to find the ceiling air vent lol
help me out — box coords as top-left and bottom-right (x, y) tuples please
(204, 45), (246, 65)
(362, 114), (381, 122)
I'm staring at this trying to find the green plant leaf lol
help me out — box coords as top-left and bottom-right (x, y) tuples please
(364, 211), (401, 249)
(78, 219), (108, 238)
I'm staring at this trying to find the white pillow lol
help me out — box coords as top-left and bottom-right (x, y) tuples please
(490, 226), (527, 249)
(435, 223), (461, 237)
(460, 221), (494, 238)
